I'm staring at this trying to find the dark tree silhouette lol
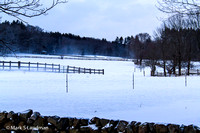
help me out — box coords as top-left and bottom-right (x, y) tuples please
(0, 21), (129, 57)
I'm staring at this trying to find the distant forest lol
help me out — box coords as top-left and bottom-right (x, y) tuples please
(0, 20), (132, 57)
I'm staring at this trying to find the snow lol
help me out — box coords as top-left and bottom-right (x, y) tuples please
(6, 53), (131, 61)
(0, 55), (200, 126)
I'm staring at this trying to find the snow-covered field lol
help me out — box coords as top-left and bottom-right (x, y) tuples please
(0, 55), (200, 126)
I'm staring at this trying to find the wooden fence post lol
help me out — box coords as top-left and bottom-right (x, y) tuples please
(9, 61), (11, 70)
(78, 67), (80, 73)
(45, 63), (47, 71)
(59, 65), (60, 73)
(52, 64), (54, 72)
(29, 62), (30, 71)
(73, 67), (75, 73)
(18, 61), (20, 69)
(89, 69), (91, 74)
(2, 61), (4, 70)
(103, 69), (104, 75)
(67, 66), (69, 73)
(37, 62), (39, 71)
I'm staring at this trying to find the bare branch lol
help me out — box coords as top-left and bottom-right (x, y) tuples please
(157, 0), (200, 16)
(0, 39), (16, 56)
(0, 0), (68, 21)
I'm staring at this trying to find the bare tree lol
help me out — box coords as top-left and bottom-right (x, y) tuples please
(157, 0), (200, 76)
(154, 24), (169, 76)
(157, 0), (200, 16)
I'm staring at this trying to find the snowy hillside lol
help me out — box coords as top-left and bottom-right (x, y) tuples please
(0, 55), (200, 126)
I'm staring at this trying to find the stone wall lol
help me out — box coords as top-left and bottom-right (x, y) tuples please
(0, 110), (199, 133)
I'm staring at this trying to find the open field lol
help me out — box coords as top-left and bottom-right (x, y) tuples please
(0, 54), (200, 126)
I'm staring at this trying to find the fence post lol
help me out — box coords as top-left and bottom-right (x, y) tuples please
(89, 69), (91, 74)
(29, 62), (30, 71)
(67, 66), (69, 73)
(37, 62), (39, 71)
(59, 65), (60, 73)
(18, 61), (20, 69)
(197, 69), (199, 75)
(84, 68), (86, 74)
(2, 61), (4, 70)
(45, 63), (47, 71)
(102, 69), (104, 75)
(9, 61), (11, 70)
(73, 67), (75, 73)
(78, 67), (80, 73)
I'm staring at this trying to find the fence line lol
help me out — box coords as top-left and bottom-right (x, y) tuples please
(154, 69), (200, 77)
(0, 61), (104, 75)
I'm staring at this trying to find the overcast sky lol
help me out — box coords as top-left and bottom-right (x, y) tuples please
(2, 0), (166, 41)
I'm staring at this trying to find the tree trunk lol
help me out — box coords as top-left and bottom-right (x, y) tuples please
(178, 51), (182, 76)
(178, 60), (181, 76)
(163, 60), (166, 76)
(187, 60), (190, 75)
(187, 42), (192, 75)
(139, 58), (142, 66)
(172, 59), (176, 75)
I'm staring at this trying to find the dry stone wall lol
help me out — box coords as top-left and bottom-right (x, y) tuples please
(0, 109), (200, 133)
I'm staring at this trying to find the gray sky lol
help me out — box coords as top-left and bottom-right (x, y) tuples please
(2, 0), (165, 41)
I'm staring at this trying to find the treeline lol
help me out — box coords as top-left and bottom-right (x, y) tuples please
(136, 15), (200, 76)
(112, 15), (200, 76)
(0, 20), (130, 57)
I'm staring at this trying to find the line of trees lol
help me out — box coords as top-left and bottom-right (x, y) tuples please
(0, 20), (130, 57)
(155, 15), (200, 76)
(155, 0), (200, 76)
(127, 15), (200, 76)
(0, 21), (162, 59)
